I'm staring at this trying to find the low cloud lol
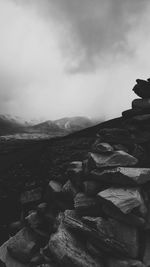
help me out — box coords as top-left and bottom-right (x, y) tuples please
(36, 0), (148, 72)
(0, 0), (150, 120)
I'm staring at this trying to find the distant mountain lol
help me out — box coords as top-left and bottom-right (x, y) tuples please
(30, 116), (95, 135)
(0, 115), (102, 137)
(28, 120), (64, 135)
(54, 116), (94, 132)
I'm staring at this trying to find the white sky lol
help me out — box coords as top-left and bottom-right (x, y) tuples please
(0, 0), (150, 121)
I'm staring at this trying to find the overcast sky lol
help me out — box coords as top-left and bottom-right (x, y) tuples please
(0, 0), (150, 121)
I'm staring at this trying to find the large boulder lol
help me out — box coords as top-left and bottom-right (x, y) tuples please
(88, 151), (138, 169)
(90, 167), (150, 186)
(98, 188), (146, 215)
(64, 212), (139, 258)
(49, 224), (103, 267)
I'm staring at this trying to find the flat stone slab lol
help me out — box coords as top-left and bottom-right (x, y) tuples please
(90, 167), (150, 186)
(98, 188), (146, 214)
(88, 151), (138, 169)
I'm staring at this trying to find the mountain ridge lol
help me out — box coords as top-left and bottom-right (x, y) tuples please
(0, 114), (102, 136)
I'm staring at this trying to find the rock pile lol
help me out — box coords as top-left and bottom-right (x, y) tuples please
(1, 136), (150, 266)
(1, 79), (150, 266)
(122, 78), (150, 131)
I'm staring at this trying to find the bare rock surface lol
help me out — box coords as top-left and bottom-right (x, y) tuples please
(49, 224), (103, 267)
(98, 188), (145, 214)
(88, 151), (138, 169)
(82, 216), (139, 259)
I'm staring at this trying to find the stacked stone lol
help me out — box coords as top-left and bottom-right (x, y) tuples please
(60, 133), (149, 267)
(122, 78), (150, 131)
(1, 127), (150, 266)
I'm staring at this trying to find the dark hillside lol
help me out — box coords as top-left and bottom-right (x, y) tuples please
(0, 116), (25, 135)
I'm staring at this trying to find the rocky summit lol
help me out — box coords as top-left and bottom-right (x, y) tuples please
(2, 79), (150, 266)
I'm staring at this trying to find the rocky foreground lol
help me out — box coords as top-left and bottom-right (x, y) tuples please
(1, 79), (150, 266)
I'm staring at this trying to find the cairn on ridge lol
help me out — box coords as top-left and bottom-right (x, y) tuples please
(123, 78), (150, 130)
